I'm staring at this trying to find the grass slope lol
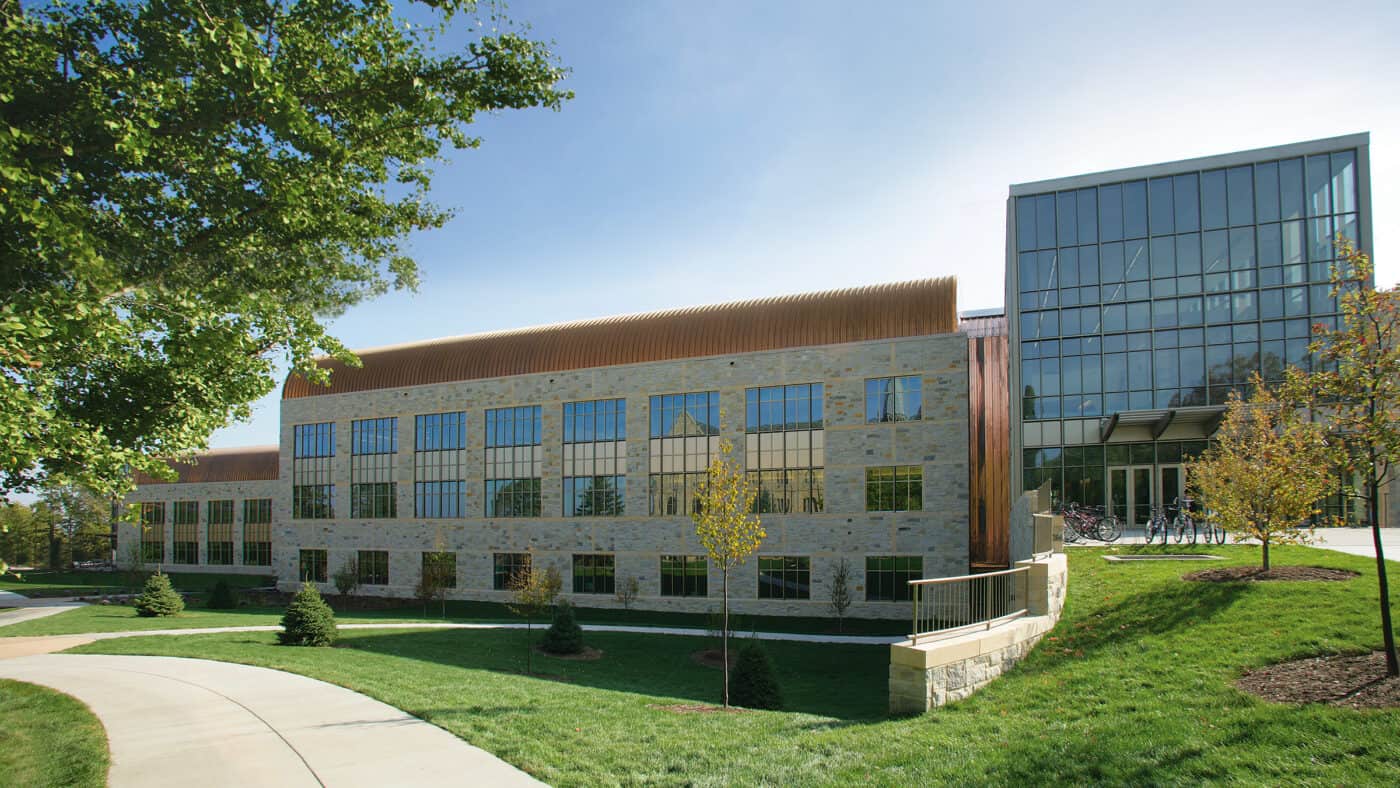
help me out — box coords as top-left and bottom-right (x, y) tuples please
(0, 570), (274, 598)
(74, 545), (1400, 785)
(1, 597), (906, 638)
(0, 679), (109, 788)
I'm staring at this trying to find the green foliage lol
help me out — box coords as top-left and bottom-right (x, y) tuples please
(133, 571), (184, 617)
(508, 559), (561, 673)
(206, 579), (237, 610)
(829, 558), (853, 631)
(729, 641), (784, 710)
(693, 440), (764, 706)
(332, 558), (360, 597)
(0, 1), (571, 497)
(278, 583), (338, 647)
(541, 600), (585, 655)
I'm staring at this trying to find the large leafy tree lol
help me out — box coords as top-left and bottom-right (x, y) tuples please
(0, 0), (570, 496)
(1289, 239), (1400, 676)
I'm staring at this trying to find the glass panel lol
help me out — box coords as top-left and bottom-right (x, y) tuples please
(1149, 177), (1174, 236)
(1279, 158), (1305, 220)
(1227, 166), (1253, 226)
(1077, 188), (1098, 243)
(1123, 181), (1148, 239)
(1255, 161), (1280, 223)
(1201, 170), (1227, 230)
(1057, 192), (1077, 246)
(1037, 194), (1057, 250)
(1016, 196), (1037, 252)
(1173, 173), (1200, 232)
(1099, 184), (1123, 242)
(1306, 154), (1331, 217)
(1331, 150), (1357, 213)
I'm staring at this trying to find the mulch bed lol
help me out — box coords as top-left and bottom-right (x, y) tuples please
(535, 645), (604, 661)
(1183, 565), (1359, 583)
(690, 648), (737, 670)
(1237, 652), (1400, 709)
(648, 703), (745, 715)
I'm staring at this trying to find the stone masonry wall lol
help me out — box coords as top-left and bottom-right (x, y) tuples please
(127, 332), (972, 617)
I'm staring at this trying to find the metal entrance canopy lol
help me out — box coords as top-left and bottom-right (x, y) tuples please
(1098, 405), (1227, 443)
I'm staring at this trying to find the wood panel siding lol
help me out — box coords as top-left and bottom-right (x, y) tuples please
(283, 278), (958, 399)
(968, 335), (1010, 569)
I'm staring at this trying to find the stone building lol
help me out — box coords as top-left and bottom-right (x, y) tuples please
(121, 277), (1013, 617)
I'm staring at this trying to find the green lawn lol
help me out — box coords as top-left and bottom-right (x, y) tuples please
(1, 594), (907, 638)
(0, 679), (109, 788)
(0, 569), (275, 598)
(72, 544), (1400, 785)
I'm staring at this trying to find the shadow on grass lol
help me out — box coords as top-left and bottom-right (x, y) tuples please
(327, 627), (891, 720)
(1031, 573), (1249, 664)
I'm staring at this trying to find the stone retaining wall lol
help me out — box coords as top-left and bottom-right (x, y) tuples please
(889, 551), (1067, 713)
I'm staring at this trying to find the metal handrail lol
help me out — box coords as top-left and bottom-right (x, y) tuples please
(910, 566), (1031, 644)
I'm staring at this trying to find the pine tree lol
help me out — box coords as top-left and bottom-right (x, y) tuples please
(541, 600), (585, 655)
(133, 571), (184, 617)
(278, 583), (338, 647)
(729, 642), (783, 710)
(206, 579), (237, 610)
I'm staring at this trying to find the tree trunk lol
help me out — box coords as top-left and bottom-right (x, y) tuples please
(722, 569), (730, 708)
(1262, 538), (1270, 571)
(526, 617), (532, 675)
(1368, 465), (1399, 676)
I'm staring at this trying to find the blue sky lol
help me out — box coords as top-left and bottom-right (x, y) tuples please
(213, 0), (1400, 448)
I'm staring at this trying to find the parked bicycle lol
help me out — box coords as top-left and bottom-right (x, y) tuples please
(1169, 497), (1197, 545)
(1060, 502), (1123, 543)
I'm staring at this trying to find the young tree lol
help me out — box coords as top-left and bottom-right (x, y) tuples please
(693, 441), (764, 708)
(829, 558), (853, 632)
(0, 1), (570, 497)
(1189, 374), (1334, 571)
(1290, 239), (1400, 676)
(613, 575), (640, 611)
(133, 571), (185, 617)
(418, 551), (454, 618)
(279, 583), (338, 647)
(507, 559), (561, 675)
(332, 557), (360, 598)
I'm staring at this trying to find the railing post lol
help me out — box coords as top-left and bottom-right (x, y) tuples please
(911, 583), (919, 644)
(984, 574), (993, 630)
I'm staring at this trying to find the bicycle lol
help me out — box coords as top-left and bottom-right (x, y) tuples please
(1196, 507), (1227, 544)
(1145, 505), (1171, 544)
(1060, 503), (1122, 543)
(1170, 497), (1198, 545)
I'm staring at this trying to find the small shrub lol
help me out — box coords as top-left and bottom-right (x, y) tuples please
(278, 583), (338, 647)
(614, 575), (640, 610)
(729, 642), (783, 710)
(541, 600), (585, 655)
(133, 572), (184, 617)
(206, 580), (237, 610)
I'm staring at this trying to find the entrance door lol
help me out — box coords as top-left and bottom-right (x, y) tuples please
(1158, 465), (1185, 513)
(1109, 465), (1155, 529)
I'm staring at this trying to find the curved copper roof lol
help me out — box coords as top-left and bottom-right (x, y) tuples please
(283, 277), (958, 399)
(134, 446), (280, 485)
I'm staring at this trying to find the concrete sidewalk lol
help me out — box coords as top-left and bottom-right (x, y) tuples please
(0, 589), (86, 628)
(1308, 527), (1400, 559)
(0, 653), (542, 788)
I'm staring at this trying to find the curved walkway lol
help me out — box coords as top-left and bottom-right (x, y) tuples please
(0, 589), (85, 627)
(0, 652), (542, 787)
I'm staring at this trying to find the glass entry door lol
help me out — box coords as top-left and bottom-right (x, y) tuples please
(1158, 464), (1185, 513)
(1109, 465), (1154, 529)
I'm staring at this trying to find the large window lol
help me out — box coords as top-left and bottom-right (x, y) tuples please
(648, 391), (720, 516)
(351, 418), (397, 518)
(299, 549), (327, 583)
(422, 551), (457, 589)
(493, 552), (531, 590)
(485, 406), (542, 517)
(357, 550), (389, 585)
(865, 376), (922, 422)
(293, 422), (336, 519)
(242, 499), (272, 566)
(745, 384), (824, 513)
(139, 502), (165, 563)
(866, 466), (923, 511)
(206, 500), (234, 566)
(660, 555), (707, 597)
(865, 556), (923, 601)
(564, 399), (627, 517)
(572, 553), (615, 594)
(1013, 149), (1362, 501)
(172, 500), (198, 564)
(757, 556), (810, 600)
(415, 412), (467, 518)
